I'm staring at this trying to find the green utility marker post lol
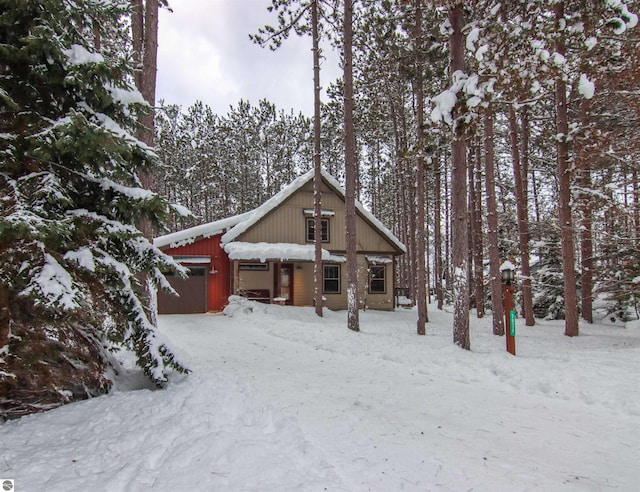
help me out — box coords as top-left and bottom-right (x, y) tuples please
(501, 261), (517, 356)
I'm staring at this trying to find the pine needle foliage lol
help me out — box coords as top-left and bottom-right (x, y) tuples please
(0, 0), (189, 417)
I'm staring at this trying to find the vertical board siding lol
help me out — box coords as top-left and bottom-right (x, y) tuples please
(158, 177), (401, 313)
(238, 187), (397, 254)
(294, 262), (314, 306)
(162, 234), (230, 311)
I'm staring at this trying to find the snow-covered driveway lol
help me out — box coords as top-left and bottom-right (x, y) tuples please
(1, 300), (639, 491)
(161, 302), (640, 491)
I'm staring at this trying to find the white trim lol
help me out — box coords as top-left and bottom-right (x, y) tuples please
(303, 208), (336, 217)
(172, 255), (211, 265)
(366, 255), (393, 264)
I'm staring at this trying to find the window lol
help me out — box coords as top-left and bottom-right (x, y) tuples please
(306, 218), (329, 243)
(369, 265), (386, 293)
(239, 262), (269, 271)
(323, 264), (340, 293)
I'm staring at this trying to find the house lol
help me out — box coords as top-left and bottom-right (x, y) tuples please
(153, 169), (406, 313)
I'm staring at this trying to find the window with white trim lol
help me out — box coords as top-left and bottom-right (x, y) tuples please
(369, 265), (386, 293)
(306, 218), (329, 242)
(239, 262), (269, 271)
(323, 264), (340, 293)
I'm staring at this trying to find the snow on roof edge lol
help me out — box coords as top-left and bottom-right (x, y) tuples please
(155, 169), (405, 254)
(224, 241), (346, 263)
(153, 211), (253, 249)
(221, 170), (315, 244)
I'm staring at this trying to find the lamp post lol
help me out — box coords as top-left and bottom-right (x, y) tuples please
(500, 261), (516, 356)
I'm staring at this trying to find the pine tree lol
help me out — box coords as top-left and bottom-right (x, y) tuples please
(0, 0), (188, 418)
(448, 4), (470, 349)
(344, 0), (360, 332)
(532, 224), (566, 320)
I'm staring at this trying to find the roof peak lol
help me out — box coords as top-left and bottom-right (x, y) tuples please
(154, 169), (405, 253)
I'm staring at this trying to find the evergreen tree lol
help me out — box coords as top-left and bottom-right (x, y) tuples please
(531, 225), (566, 320)
(0, 0), (188, 418)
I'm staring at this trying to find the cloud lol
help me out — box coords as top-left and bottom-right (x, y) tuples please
(156, 0), (341, 116)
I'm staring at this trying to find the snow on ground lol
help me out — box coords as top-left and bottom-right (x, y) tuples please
(1, 299), (639, 491)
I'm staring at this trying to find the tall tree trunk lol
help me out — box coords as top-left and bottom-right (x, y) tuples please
(408, 172), (417, 301)
(344, 0), (359, 332)
(520, 108), (535, 326)
(415, 0), (427, 334)
(131, 0), (157, 227)
(0, 287), (9, 350)
(449, 4), (470, 349)
(578, 99), (593, 323)
(634, 169), (639, 240)
(435, 153), (444, 310)
(474, 143), (484, 318)
(531, 168), (541, 223)
(312, 0), (323, 317)
(467, 146), (477, 309)
(484, 105), (504, 335)
(554, 2), (579, 337)
(131, 0), (144, 90)
(131, 0), (159, 325)
(508, 106), (535, 326)
(444, 151), (451, 298)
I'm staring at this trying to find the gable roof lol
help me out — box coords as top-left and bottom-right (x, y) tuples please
(154, 169), (406, 253)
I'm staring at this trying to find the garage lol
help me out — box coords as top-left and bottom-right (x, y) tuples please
(158, 265), (208, 314)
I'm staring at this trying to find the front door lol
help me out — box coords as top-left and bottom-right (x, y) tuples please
(275, 263), (294, 305)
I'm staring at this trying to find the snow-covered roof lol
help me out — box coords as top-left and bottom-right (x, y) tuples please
(153, 211), (252, 249)
(366, 255), (393, 264)
(154, 169), (406, 253)
(172, 256), (212, 265)
(220, 171), (315, 244)
(224, 242), (346, 263)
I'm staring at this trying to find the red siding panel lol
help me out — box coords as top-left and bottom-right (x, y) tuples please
(162, 234), (230, 312)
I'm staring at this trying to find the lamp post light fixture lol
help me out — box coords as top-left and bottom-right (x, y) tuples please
(500, 261), (517, 356)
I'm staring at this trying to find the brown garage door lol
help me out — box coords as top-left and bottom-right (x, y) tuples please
(158, 266), (207, 314)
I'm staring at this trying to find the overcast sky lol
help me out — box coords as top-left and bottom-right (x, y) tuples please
(156, 0), (341, 116)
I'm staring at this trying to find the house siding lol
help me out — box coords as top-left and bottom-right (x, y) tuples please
(156, 172), (403, 314)
(237, 181), (397, 255)
(294, 262), (314, 306)
(161, 234), (230, 311)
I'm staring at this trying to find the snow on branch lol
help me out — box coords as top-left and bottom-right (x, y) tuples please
(21, 253), (82, 311)
(63, 44), (104, 66)
(430, 70), (491, 127)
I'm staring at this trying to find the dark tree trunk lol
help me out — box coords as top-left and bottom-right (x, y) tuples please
(344, 0), (359, 332)
(312, 0), (323, 317)
(578, 100), (593, 323)
(131, 0), (159, 325)
(467, 150), (475, 307)
(444, 151), (451, 299)
(435, 153), (444, 310)
(531, 168), (541, 223)
(415, 0), (427, 334)
(131, 0), (158, 236)
(484, 105), (504, 335)
(0, 287), (9, 350)
(408, 170), (417, 302)
(449, 4), (470, 349)
(474, 143), (484, 318)
(554, 2), (579, 337)
(508, 106), (534, 326)
(131, 0), (144, 90)
(632, 169), (640, 241)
